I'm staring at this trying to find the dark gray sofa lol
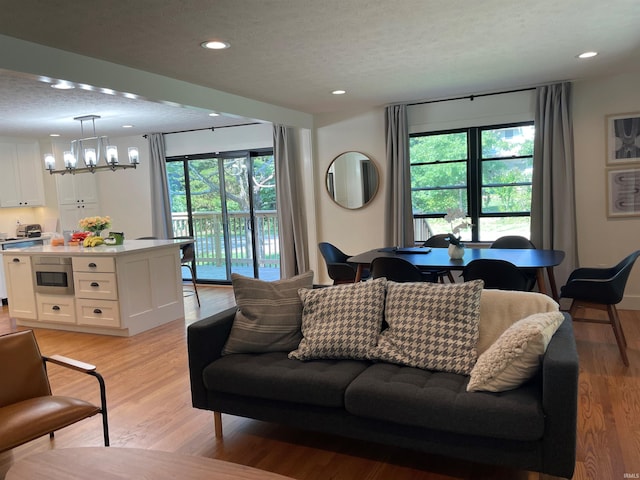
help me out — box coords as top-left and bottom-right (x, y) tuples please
(188, 307), (578, 478)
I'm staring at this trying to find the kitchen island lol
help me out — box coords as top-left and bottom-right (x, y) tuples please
(1, 239), (187, 336)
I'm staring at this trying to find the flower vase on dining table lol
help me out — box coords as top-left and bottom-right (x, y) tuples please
(448, 243), (465, 260)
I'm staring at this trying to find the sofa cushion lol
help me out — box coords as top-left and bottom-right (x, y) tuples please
(467, 311), (565, 392)
(477, 289), (559, 355)
(345, 362), (545, 441)
(203, 352), (369, 408)
(289, 278), (386, 361)
(222, 271), (314, 355)
(371, 280), (483, 375)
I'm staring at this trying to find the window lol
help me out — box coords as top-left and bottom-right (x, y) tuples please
(410, 122), (534, 242)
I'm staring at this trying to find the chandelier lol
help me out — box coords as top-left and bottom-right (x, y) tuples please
(43, 115), (140, 175)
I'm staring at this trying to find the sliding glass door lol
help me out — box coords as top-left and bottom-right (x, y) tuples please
(166, 149), (279, 283)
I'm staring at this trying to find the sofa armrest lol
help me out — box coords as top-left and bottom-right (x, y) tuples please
(540, 313), (579, 478)
(187, 306), (237, 409)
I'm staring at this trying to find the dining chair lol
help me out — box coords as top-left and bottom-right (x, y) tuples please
(171, 236), (201, 307)
(490, 235), (537, 291)
(318, 242), (369, 284)
(370, 256), (437, 283)
(422, 233), (456, 283)
(0, 330), (109, 453)
(559, 250), (640, 366)
(462, 259), (531, 291)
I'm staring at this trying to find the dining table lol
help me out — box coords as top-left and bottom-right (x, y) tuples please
(348, 246), (565, 300)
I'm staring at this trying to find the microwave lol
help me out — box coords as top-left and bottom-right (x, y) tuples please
(33, 256), (74, 295)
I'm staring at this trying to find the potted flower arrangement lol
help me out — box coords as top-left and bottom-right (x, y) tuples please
(78, 215), (112, 236)
(443, 208), (472, 259)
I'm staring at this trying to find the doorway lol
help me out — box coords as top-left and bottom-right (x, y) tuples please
(166, 149), (279, 283)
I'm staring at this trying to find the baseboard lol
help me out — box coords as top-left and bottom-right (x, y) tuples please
(619, 294), (640, 311)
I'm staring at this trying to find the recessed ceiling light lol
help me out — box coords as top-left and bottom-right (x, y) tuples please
(332, 89), (346, 95)
(209, 112), (220, 117)
(49, 133), (60, 137)
(577, 51), (598, 59)
(122, 125), (134, 129)
(201, 40), (230, 50)
(51, 81), (74, 90)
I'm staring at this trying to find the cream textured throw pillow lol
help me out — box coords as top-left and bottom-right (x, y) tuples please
(477, 289), (559, 355)
(372, 280), (484, 375)
(222, 271), (314, 355)
(467, 311), (565, 392)
(289, 277), (386, 361)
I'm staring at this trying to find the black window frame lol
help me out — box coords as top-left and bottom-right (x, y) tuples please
(410, 121), (534, 242)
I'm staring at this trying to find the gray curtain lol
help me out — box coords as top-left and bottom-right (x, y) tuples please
(148, 133), (174, 238)
(274, 125), (309, 277)
(531, 82), (578, 287)
(384, 104), (414, 247)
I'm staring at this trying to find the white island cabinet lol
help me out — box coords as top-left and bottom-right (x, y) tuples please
(1, 240), (187, 336)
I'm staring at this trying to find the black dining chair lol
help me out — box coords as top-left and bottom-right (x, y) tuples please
(171, 236), (200, 307)
(318, 242), (369, 284)
(490, 235), (538, 291)
(462, 259), (531, 291)
(559, 250), (640, 366)
(371, 256), (437, 283)
(422, 233), (456, 283)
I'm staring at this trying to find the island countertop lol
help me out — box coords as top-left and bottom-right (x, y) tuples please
(0, 239), (188, 257)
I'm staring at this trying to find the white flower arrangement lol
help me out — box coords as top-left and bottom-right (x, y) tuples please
(443, 208), (472, 246)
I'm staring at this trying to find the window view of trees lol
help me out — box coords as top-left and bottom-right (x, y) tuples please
(166, 150), (279, 282)
(410, 122), (534, 242)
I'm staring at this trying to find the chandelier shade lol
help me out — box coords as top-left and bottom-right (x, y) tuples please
(44, 115), (139, 175)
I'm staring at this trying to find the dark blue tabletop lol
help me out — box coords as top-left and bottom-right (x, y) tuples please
(348, 247), (565, 270)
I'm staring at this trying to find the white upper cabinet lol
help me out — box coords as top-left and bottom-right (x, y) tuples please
(0, 142), (46, 207)
(56, 171), (99, 205)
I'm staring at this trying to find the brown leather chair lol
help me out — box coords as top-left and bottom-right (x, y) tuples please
(0, 330), (109, 452)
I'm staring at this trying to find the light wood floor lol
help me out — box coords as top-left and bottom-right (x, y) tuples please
(1, 287), (639, 480)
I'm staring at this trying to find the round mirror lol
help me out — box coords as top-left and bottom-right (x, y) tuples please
(326, 151), (379, 209)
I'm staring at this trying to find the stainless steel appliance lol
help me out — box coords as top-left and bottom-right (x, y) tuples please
(33, 256), (74, 295)
(16, 224), (42, 238)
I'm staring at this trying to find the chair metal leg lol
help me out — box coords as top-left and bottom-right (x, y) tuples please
(89, 371), (110, 446)
(181, 264), (200, 307)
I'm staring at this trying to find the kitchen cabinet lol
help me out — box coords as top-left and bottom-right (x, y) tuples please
(59, 203), (101, 232)
(56, 173), (100, 231)
(56, 172), (99, 205)
(73, 256), (120, 328)
(2, 254), (37, 319)
(36, 293), (76, 324)
(0, 142), (46, 207)
(1, 240), (186, 336)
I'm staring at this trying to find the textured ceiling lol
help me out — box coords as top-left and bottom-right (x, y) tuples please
(0, 0), (639, 137)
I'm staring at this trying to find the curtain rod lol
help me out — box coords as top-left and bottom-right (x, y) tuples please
(406, 87), (536, 107)
(143, 122), (262, 138)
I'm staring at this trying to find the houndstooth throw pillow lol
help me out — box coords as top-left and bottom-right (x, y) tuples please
(289, 277), (387, 361)
(372, 280), (484, 375)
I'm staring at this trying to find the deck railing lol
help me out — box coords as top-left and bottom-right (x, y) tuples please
(171, 211), (279, 269)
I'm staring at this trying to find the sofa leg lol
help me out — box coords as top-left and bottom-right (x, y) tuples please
(214, 411), (223, 438)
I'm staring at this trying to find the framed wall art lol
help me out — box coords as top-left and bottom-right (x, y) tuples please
(606, 166), (640, 217)
(606, 112), (640, 164)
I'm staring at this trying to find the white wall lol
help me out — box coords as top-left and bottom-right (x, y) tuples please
(313, 110), (386, 284)
(572, 71), (640, 309)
